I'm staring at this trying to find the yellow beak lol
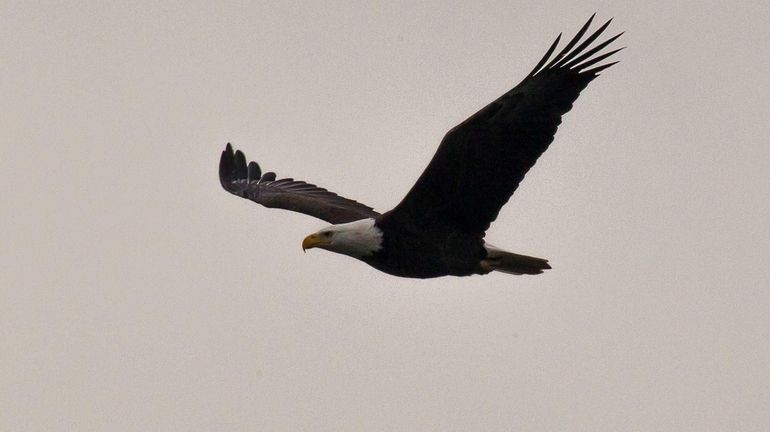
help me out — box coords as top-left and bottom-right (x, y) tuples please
(302, 233), (329, 252)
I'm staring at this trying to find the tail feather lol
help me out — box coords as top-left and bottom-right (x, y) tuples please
(484, 245), (551, 275)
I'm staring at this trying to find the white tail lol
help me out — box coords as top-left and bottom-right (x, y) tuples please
(483, 244), (551, 275)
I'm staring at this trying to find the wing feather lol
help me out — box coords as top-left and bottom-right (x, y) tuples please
(220, 144), (379, 224)
(386, 16), (623, 234)
(543, 13), (596, 70)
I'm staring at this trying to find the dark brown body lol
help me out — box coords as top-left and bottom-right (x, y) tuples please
(362, 212), (488, 278)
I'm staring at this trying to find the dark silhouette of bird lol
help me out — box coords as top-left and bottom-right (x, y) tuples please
(220, 15), (623, 278)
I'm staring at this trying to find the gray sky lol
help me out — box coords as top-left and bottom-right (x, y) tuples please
(2, 1), (769, 430)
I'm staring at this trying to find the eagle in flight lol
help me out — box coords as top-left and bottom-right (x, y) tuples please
(220, 15), (623, 278)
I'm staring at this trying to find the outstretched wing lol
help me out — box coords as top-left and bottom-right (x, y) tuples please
(387, 15), (623, 234)
(220, 144), (379, 224)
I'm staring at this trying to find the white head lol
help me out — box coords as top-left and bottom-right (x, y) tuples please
(302, 218), (383, 258)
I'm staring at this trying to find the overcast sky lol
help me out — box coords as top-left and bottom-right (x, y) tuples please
(2, 1), (769, 431)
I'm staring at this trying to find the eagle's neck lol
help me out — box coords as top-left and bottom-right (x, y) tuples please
(328, 218), (383, 258)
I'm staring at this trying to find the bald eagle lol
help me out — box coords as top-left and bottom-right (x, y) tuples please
(220, 15), (622, 278)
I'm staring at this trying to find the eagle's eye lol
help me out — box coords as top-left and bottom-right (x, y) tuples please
(322, 231), (332, 238)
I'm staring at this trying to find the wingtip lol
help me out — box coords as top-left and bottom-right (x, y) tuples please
(528, 32), (563, 77)
(584, 60), (620, 75)
(234, 149), (246, 163)
(247, 161), (262, 182)
(232, 150), (248, 179)
(222, 143), (234, 162)
(219, 144), (236, 189)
